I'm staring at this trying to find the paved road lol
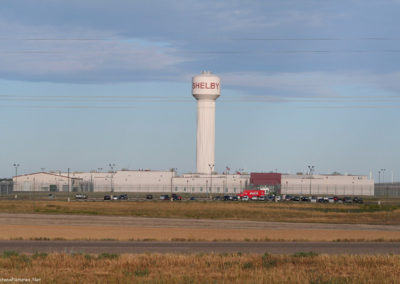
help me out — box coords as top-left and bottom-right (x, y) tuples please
(0, 241), (399, 254)
(0, 213), (399, 231)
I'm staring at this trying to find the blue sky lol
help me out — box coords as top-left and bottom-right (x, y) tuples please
(1, 0), (400, 181)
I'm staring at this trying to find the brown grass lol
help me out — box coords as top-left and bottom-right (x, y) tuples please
(0, 200), (399, 225)
(1, 224), (400, 242)
(0, 252), (399, 283)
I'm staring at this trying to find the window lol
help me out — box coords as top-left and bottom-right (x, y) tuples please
(200, 187), (203, 192)
(225, 188), (228, 193)
(217, 187), (220, 193)
(175, 186), (178, 192)
(184, 187), (186, 192)
(234, 188), (236, 193)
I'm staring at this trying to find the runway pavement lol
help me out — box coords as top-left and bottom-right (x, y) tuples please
(0, 240), (399, 254)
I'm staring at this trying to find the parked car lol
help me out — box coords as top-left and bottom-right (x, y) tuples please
(231, 196), (239, 201)
(343, 197), (353, 203)
(104, 195), (111, 200)
(291, 196), (301, 202)
(223, 195), (231, 201)
(241, 196), (249, 201)
(75, 194), (88, 199)
(301, 196), (310, 202)
(190, 196), (196, 200)
(172, 194), (182, 200)
(310, 196), (317, 203)
(112, 195), (119, 200)
(353, 197), (363, 204)
(284, 195), (293, 201)
(274, 195), (281, 202)
(214, 196), (221, 200)
(258, 196), (266, 201)
(160, 195), (169, 200)
(146, 194), (153, 200)
(251, 196), (259, 201)
(328, 197), (335, 203)
(266, 195), (275, 202)
(118, 194), (128, 200)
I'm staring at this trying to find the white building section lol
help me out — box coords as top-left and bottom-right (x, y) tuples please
(12, 172), (82, 192)
(281, 174), (374, 196)
(192, 71), (220, 174)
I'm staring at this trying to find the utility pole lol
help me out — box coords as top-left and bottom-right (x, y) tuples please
(170, 168), (177, 196)
(13, 164), (20, 192)
(209, 164), (214, 199)
(308, 165), (314, 196)
(109, 163), (116, 193)
(67, 168), (70, 201)
(381, 169), (386, 184)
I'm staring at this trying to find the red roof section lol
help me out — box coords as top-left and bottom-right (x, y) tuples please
(250, 173), (281, 185)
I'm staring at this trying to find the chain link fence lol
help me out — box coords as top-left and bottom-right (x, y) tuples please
(375, 183), (400, 197)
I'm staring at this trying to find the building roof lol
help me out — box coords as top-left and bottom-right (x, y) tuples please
(14, 172), (82, 180)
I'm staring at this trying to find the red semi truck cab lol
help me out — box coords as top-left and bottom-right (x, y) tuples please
(237, 189), (266, 199)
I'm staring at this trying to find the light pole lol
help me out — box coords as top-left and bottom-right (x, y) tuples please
(98, 168), (102, 173)
(378, 170), (381, 184)
(381, 168), (387, 202)
(308, 165), (315, 195)
(209, 164), (214, 198)
(13, 163), (20, 192)
(109, 163), (116, 193)
(170, 168), (177, 195)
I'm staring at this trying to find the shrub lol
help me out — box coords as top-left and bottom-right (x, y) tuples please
(293, 251), (319, 258)
(134, 269), (149, 276)
(262, 253), (278, 268)
(242, 262), (254, 269)
(2, 251), (19, 258)
(98, 253), (119, 260)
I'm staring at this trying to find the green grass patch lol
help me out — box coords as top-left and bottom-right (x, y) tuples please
(2, 251), (19, 258)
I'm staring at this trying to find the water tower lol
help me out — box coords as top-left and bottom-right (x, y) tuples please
(192, 71), (221, 174)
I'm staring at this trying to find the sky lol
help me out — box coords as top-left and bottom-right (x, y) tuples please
(1, 0), (400, 181)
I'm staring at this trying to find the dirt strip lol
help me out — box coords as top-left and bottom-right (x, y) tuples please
(1, 213), (400, 231)
(2, 225), (400, 242)
(1, 213), (400, 241)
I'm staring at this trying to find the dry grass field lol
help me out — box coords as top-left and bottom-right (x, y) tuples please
(0, 200), (399, 225)
(0, 252), (399, 283)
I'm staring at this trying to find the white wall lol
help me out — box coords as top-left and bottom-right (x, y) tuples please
(13, 172), (81, 192)
(281, 174), (374, 196)
(67, 171), (249, 193)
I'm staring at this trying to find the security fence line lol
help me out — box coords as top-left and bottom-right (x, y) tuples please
(10, 182), (400, 198)
(375, 184), (400, 197)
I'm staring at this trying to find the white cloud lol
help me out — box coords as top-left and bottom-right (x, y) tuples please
(0, 20), (187, 82)
(221, 71), (400, 99)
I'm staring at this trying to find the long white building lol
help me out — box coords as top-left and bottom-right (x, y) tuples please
(12, 170), (250, 194)
(12, 170), (374, 196)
